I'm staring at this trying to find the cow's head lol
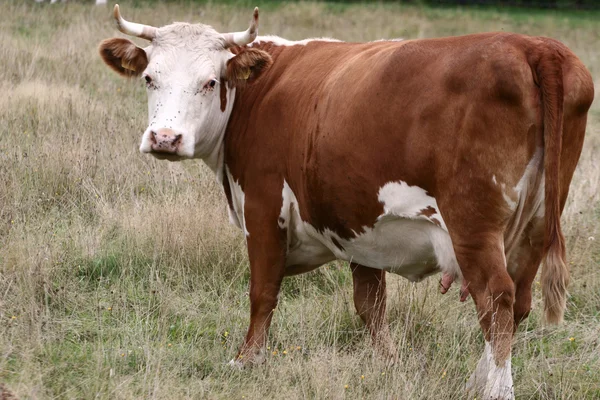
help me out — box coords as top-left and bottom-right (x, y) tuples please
(99, 5), (271, 162)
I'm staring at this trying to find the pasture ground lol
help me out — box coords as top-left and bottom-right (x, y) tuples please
(1, 1), (599, 399)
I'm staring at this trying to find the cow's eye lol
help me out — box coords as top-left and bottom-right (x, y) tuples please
(144, 75), (152, 85)
(204, 79), (218, 89)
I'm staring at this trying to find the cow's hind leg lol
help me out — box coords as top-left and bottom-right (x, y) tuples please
(350, 263), (397, 359)
(466, 222), (542, 396)
(508, 219), (545, 330)
(452, 234), (515, 400)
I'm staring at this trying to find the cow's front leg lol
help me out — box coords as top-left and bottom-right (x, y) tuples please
(232, 207), (286, 366)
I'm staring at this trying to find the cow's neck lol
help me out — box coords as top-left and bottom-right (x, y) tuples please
(219, 37), (337, 184)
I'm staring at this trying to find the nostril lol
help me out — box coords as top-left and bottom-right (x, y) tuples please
(148, 129), (181, 154)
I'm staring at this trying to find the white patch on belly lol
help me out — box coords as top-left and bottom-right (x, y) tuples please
(278, 180), (460, 282)
(225, 166), (248, 237)
(279, 181), (336, 267)
(378, 181), (447, 231)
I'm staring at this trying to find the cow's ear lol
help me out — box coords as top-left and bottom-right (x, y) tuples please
(99, 38), (148, 77)
(225, 48), (272, 88)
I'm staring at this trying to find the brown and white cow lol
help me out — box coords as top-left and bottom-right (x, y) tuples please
(99, 5), (594, 399)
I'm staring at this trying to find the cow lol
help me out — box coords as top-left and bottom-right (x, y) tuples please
(98, 5), (594, 400)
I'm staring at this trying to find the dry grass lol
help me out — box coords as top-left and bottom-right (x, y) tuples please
(1, 2), (599, 399)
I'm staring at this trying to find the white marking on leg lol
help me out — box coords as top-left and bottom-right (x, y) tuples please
(468, 341), (514, 400)
(466, 341), (493, 395)
(484, 345), (514, 400)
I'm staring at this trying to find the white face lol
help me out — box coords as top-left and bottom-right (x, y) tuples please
(138, 43), (235, 161)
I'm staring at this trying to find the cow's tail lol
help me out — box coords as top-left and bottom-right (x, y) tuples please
(536, 49), (569, 324)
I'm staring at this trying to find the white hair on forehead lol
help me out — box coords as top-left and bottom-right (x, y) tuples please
(154, 22), (227, 50)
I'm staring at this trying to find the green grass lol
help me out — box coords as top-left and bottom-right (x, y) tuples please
(1, 1), (599, 399)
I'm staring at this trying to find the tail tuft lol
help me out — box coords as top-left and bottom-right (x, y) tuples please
(541, 235), (569, 324)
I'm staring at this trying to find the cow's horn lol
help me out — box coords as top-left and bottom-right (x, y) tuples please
(222, 7), (259, 48)
(113, 4), (157, 41)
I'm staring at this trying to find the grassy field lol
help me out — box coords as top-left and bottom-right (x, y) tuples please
(1, 1), (599, 399)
